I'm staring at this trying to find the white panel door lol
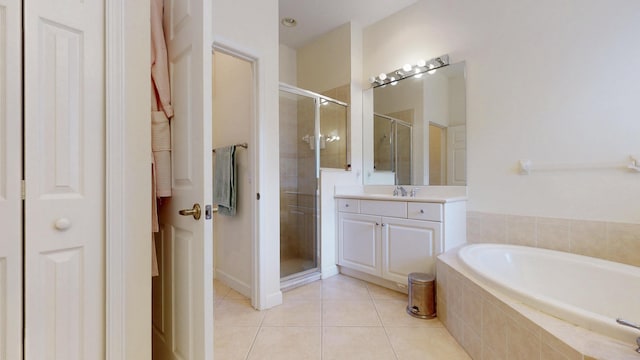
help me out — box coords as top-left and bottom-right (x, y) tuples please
(0, 0), (22, 358)
(381, 217), (442, 284)
(338, 213), (381, 276)
(157, 0), (213, 358)
(24, 0), (105, 358)
(447, 125), (466, 186)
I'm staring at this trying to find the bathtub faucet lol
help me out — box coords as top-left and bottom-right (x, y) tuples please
(616, 318), (640, 353)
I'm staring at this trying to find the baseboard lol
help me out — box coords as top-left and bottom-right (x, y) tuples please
(214, 269), (251, 299)
(321, 265), (339, 279)
(338, 266), (409, 294)
(263, 290), (283, 310)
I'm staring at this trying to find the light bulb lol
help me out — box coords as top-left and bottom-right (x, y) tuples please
(390, 77), (398, 86)
(417, 59), (426, 67)
(402, 64), (412, 72)
(379, 73), (387, 81)
(369, 76), (376, 84)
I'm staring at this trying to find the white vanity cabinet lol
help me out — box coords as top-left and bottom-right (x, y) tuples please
(338, 212), (381, 276)
(381, 217), (441, 284)
(336, 197), (465, 287)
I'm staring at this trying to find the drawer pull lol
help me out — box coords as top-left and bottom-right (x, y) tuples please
(420, 209), (424, 214)
(345, 204), (349, 207)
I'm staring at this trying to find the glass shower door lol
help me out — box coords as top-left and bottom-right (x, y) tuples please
(279, 90), (319, 279)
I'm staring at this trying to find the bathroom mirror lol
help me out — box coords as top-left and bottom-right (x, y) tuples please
(363, 61), (467, 185)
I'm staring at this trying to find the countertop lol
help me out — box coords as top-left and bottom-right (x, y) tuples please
(334, 185), (468, 203)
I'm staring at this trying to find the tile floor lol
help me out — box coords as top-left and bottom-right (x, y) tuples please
(214, 274), (471, 360)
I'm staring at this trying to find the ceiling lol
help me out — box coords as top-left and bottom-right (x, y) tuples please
(279, 0), (418, 49)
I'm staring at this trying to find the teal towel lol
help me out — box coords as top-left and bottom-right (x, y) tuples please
(214, 145), (237, 216)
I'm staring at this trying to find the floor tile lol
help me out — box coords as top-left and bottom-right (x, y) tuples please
(386, 327), (471, 360)
(213, 326), (258, 360)
(323, 299), (381, 327)
(375, 299), (442, 327)
(322, 326), (397, 360)
(246, 326), (321, 360)
(226, 289), (250, 300)
(322, 276), (371, 300)
(214, 279), (231, 300)
(283, 281), (322, 301)
(262, 300), (321, 327)
(215, 299), (265, 327)
(213, 274), (471, 359)
(367, 283), (408, 301)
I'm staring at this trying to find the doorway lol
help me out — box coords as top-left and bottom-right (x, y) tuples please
(429, 123), (447, 185)
(212, 49), (258, 300)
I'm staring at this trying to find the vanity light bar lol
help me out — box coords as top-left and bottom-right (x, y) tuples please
(370, 55), (450, 88)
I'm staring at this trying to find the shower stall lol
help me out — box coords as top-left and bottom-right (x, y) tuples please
(373, 113), (412, 184)
(279, 83), (349, 286)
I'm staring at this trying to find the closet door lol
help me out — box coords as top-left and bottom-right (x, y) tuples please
(24, 0), (105, 358)
(0, 0), (23, 359)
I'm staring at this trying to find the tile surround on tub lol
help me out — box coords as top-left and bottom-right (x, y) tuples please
(436, 253), (639, 360)
(466, 211), (640, 267)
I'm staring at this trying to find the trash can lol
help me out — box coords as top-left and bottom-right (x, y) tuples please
(406, 272), (436, 319)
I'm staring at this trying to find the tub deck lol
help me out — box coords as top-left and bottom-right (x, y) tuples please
(437, 247), (640, 360)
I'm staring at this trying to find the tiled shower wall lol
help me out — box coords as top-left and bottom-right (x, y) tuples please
(466, 211), (640, 267)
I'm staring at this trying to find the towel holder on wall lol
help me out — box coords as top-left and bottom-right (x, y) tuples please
(517, 156), (640, 175)
(212, 142), (248, 152)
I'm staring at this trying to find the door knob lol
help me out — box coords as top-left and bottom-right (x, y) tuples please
(54, 218), (72, 231)
(179, 203), (201, 220)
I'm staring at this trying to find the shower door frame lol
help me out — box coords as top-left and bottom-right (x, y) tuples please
(373, 112), (413, 185)
(278, 83), (348, 284)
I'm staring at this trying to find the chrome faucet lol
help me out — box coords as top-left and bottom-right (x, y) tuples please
(394, 186), (407, 197)
(616, 318), (640, 353)
(410, 188), (418, 197)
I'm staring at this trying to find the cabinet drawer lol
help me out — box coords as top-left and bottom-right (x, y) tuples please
(407, 202), (442, 222)
(360, 200), (407, 217)
(337, 199), (359, 213)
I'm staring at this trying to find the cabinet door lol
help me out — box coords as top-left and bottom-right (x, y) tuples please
(338, 213), (381, 276)
(381, 217), (442, 284)
(25, 0), (106, 358)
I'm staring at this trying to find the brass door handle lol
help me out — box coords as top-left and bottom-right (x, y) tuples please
(179, 203), (201, 220)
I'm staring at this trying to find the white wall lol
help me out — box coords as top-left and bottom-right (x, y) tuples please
(364, 0), (640, 223)
(279, 44), (297, 85)
(448, 74), (466, 126)
(213, 0), (281, 309)
(424, 73), (449, 127)
(297, 23), (351, 93)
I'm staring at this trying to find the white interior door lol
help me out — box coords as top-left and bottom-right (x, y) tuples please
(24, 0), (105, 358)
(155, 0), (214, 358)
(447, 125), (467, 186)
(0, 0), (22, 358)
